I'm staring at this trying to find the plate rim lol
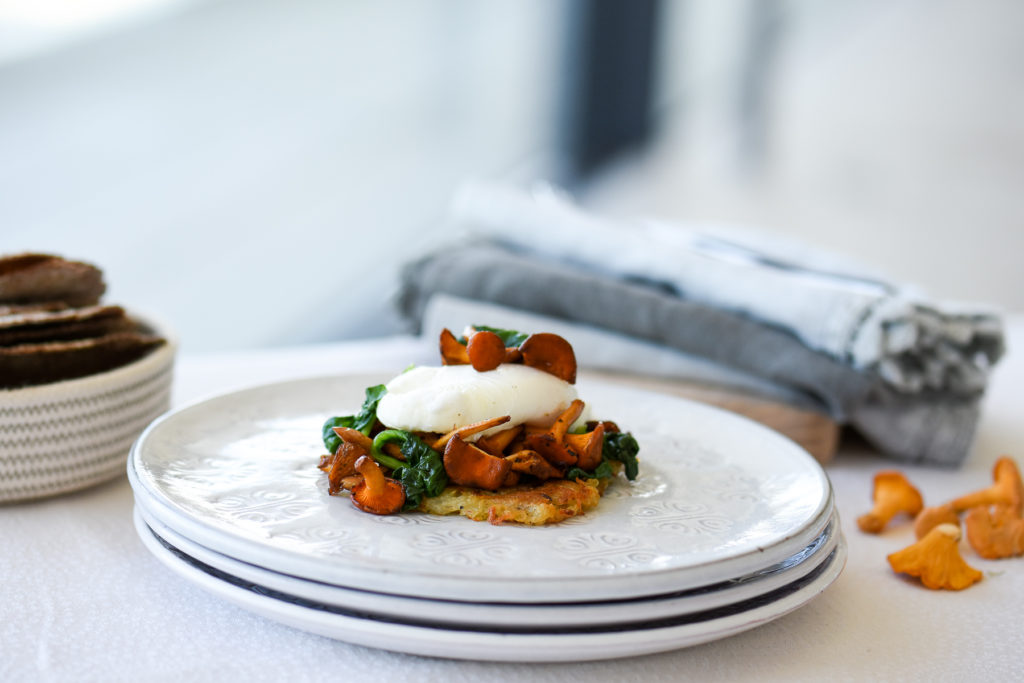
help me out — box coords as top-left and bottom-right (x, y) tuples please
(134, 501), (841, 627)
(133, 507), (847, 662)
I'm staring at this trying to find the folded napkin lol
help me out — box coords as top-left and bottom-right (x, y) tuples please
(396, 184), (1005, 466)
(453, 183), (1004, 396)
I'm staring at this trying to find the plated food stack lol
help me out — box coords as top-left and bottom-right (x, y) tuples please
(127, 327), (845, 660)
(0, 254), (175, 502)
(318, 327), (640, 525)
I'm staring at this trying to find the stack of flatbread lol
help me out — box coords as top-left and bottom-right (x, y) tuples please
(0, 254), (166, 388)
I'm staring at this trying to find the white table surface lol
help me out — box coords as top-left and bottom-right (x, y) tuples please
(3, 327), (1023, 682)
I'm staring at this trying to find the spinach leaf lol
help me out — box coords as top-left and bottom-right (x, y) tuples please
(321, 384), (387, 453)
(565, 460), (614, 481)
(603, 431), (640, 481)
(469, 325), (529, 348)
(321, 415), (355, 454)
(371, 429), (448, 510)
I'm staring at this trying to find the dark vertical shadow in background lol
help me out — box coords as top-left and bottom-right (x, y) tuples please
(561, 0), (662, 181)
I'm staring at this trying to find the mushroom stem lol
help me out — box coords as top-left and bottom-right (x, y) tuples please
(950, 457), (1023, 515)
(856, 471), (924, 534)
(430, 415), (511, 451)
(520, 399), (588, 468)
(355, 455), (386, 496)
(351, 455), (406, 515)
(549, 399), (584, 442)
(914, 503), (959, 539)
(332, 426), (374, 452)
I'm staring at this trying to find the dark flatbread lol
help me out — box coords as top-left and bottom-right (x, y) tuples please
(0, 305), (132, 347)
(0, 332), (165, 389)
(0, 254), (105, 307)
(0, 253), (168, 388)
(0, 302), (69, 316)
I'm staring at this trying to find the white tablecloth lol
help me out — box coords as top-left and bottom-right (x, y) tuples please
(3, 329), (1022, 682)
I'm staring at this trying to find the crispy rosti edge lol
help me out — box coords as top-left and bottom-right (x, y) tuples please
(417, 477), (608, 525)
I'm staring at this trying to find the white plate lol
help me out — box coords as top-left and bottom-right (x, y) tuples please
(134, 502), (841, 628)
(129, 374), (833, 603)
(134, 509), (846, 662)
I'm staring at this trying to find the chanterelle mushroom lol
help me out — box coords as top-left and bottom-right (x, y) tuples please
(913, 503), (959, 540)
(521, 399), (585, 468)
(505, 449), (561, 481)
(430, 415), (511, 451)
(887, 523), (982, 591)
(351, 455), (405, 515)
(915, 456), (1024, 539)
(439, 328), (470, 365)
(443, 434), (511, 491)
(565, 423), (606, 472)
(857, 471), (924, 534)
(956, 457), (1024, 558)
(466, 330), (506, 372)
(475, 424), (524, 456)
(953, 457), (1023, 515)
(520, 333), (577, 384)
(966, 504), (1024, 559)
(326, 441), (364, 495)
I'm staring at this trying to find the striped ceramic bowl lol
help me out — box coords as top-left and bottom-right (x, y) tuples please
(0, 318), (175, 503)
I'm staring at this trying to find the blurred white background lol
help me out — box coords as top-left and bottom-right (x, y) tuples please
(585, 0), (1024, 313)
(2, 0), (1021, 352)
(1, 0), (566, 350)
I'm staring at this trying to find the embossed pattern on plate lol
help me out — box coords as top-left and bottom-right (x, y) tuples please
(130, 374), (833, 602)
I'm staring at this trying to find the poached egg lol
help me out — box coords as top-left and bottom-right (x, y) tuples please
(375, 364), (579, 438)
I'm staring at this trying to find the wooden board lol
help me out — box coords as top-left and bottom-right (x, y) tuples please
(581, 370), (840, 464)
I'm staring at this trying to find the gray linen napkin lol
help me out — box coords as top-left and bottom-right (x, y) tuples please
(397, 242), (987, 465)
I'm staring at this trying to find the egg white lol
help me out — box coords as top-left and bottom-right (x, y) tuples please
(375, 364), (579, 438)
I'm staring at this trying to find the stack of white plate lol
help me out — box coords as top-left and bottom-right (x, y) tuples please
(128, 374), (845, 662)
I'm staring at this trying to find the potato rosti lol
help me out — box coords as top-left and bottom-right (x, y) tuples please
(420, 478), (604, 525)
